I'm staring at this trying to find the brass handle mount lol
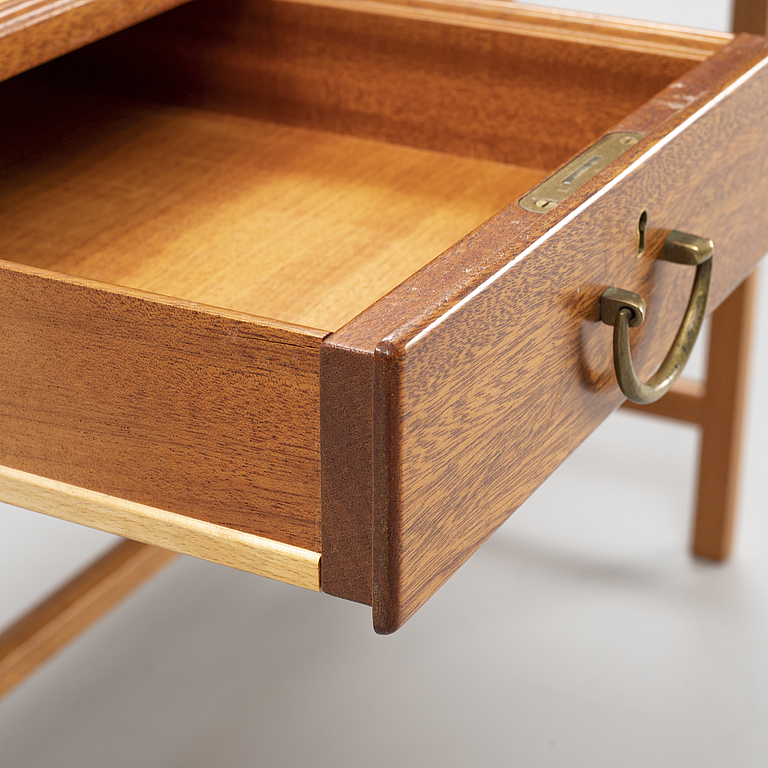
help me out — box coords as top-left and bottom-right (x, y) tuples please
(600, 230), (713, 405)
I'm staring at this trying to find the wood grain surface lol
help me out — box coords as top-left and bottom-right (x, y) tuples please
(0, 262), (324, 550)
(0, 465), (322, 589)
(276, 0), (729, 58)
(0, 539), (175, 699)
(1, 0), (758, 619)
(0, 0), (190, 83)
(0, 76), (542, 333)
(314, 6), (744, 610)
(691, 275), (757, 559)
(617, 0), (767, 567)
(734, 0), (768, 35)
(43, 0), (715, 171)
(375, 40), (768, 633)
(321, 347), (374, 604)
(323, 36), (768, 630)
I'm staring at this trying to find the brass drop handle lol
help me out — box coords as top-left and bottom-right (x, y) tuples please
(600, 230), (713, 405)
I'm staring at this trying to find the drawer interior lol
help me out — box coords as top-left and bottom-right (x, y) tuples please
(0, 80), (544, 332)
(0, 0), (726, 333)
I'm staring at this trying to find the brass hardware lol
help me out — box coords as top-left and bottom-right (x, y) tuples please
(519, 133), (644, 213)
(600, 287), (646, 328)
(600, 230), (713, 405)
(664, 230), (714, 265)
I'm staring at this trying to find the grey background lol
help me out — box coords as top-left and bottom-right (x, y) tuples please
(2, 1), (768, 765)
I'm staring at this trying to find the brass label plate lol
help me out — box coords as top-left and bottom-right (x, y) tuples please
(519, 132), (644, 213)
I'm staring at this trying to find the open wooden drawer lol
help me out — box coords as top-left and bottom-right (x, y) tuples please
(1, 0), (767, 633)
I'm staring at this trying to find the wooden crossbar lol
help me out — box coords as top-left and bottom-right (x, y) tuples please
(0, 539), (176, 699)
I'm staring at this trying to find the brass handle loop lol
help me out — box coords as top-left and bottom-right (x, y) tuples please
(600, 230), (713, 405)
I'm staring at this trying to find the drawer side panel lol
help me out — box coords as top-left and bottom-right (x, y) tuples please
(0, 266), (323, 551)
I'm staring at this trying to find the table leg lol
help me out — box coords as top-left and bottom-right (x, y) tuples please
(622, 271), (758, 560)
(691, 273), (757, 559)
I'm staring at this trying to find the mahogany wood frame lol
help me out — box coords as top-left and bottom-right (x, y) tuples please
(0, 0), (766, 694)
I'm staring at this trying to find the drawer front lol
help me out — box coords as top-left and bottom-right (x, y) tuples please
(0, 264), (324, 551)
(339, 39), (768, 633)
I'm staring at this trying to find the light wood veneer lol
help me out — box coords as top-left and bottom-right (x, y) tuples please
(0, 466), (321, 589)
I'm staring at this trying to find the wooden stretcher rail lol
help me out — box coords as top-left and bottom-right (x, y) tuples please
(0, 539), (175, 699)
(622, 379), (706, 424)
